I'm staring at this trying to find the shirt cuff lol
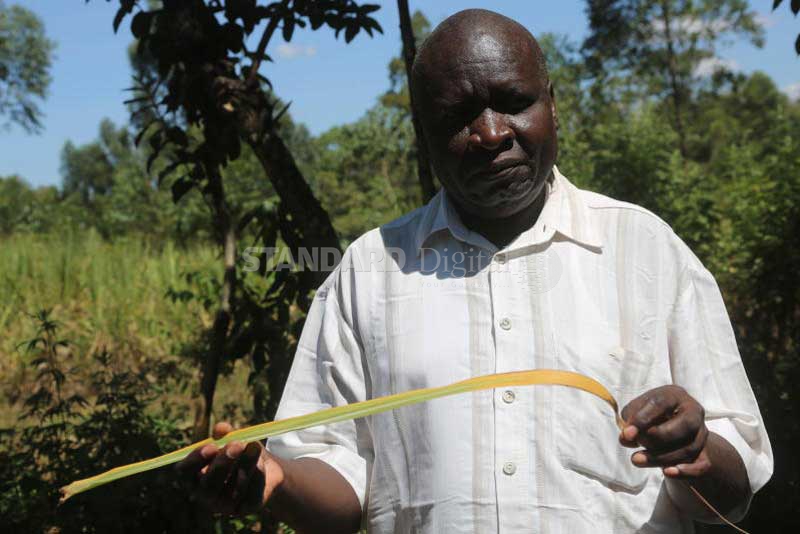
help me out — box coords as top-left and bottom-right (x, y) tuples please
(706, 416), (771, 495)
(266, 439), (368, 511)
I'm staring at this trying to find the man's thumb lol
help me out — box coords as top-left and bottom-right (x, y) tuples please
(212, 421), (234, 439)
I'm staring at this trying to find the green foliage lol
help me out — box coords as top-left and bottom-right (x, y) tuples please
(0, 174), (35, 234)
(313, 106), (420, 242)
(583, 0), (764, 91)
(582, 0), (765, 156)
(116, 0), (383, 231)
(0, 232), (218, 385)
(0, 310), (212, 533)
(380, 9), (431, 115)
(0, 0), (55, 133)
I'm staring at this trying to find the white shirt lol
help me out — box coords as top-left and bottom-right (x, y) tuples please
(266, 167), (773, 533)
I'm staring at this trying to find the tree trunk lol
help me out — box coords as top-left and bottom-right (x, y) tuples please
(247, 130), (342, 289)
(660, 0), (688, 158)
(192, 168), (237, 441)
(397, 0), (436, 203)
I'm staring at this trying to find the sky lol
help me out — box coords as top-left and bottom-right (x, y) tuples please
(2, 0), (798, 187)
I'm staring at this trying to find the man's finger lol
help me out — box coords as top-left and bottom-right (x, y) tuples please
(213, 421), (234, 440)
(237, 466), (267, 514)
(667, 452), (712, 478)
(641, 407), (702, 450)
(621, 399), (642, 424)
(227, 442), (263, 506)
(643, 426), (708, 467)
(201, 441), (245, 493)
(176, 444), (218, 479)
(238, 441), (262, 472)
(628, 391), (680, 431)
(619, 428), (639, 448)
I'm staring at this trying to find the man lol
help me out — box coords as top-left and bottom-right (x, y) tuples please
(177, 9), (772, 533)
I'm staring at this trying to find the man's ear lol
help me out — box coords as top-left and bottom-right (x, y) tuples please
(548, 80), (559, 131)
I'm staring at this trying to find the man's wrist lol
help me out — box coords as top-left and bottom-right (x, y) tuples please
(665, 432), (751, 522)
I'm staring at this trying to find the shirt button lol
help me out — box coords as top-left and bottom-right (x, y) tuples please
(499, 317), (512, 330)
(495, 253), (506, 264)
(502, 462), (517, 475)
(502, 390), (516, 404)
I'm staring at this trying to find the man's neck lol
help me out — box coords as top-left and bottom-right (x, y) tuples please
(456, 189), (548, 250)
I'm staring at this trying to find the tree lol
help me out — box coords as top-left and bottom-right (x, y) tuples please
(381, 10), (430, 114)
(0, 1), (55, 133)
(60, 122), (120, 205)
(582, 0), (764, 157)
(0, 174), (33, 234)
(395, 1), (435, 202)
(104, 0), (383, 441)
(312, 105), (420, 242)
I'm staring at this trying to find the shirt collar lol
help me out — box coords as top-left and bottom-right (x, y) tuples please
(414, 165), (603, 255)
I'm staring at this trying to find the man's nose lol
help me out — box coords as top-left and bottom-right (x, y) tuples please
(467, 109), (514, 151)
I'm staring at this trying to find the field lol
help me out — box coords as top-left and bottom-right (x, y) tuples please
(0, 231), (253, 430)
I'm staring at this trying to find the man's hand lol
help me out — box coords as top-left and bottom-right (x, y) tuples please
(620, 385), (751, 520)
(620, 385), (710, 479)
(176, 422), (284, 516)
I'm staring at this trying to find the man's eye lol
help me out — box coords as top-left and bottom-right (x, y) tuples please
(439, 107), (474, 129)
(495, 93), (535, 115)
(506, 97), (534, 113)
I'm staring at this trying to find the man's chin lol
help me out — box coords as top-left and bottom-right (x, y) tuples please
(463, 185), (545, 220)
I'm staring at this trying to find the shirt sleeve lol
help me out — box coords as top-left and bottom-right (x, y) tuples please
(667, 251), (774, 505)
(265, 267), (372, 511)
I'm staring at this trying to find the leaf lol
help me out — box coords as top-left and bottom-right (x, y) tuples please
(796, 34), (800, 56)
(165, 126), (188, 146)
(148, 129), (163, 152)
(309, 12), (323, 30)
(113, 0), (135, 33)
(146, 150), (161, 174)
(122, 95), (149, 105)
(273, 100), (292, 123)
(60, 370), (623, 502)
(171, 177), (194, 203)
(282, 15), (295, 42)
(365, 18), (383, 35)
(793, 0), (800, 15)
(130, 11), (152, 38)
(222, 22), (244, 53)
(360, 4), (381, 14)
(345, 22), (358, 43)
(773, 0), (783, 9)
(134, 120), (156, 146)
(113, 8), (127, 33)
(157, 162), (181, 186)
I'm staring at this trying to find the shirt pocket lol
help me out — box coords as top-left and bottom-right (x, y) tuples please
(554, 347), (659, 494)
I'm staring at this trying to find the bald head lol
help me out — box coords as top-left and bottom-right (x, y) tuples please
(407, 8), (559, 223)
(412, 9), (549, 94)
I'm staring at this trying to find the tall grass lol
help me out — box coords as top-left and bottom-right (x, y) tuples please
(0, 230), (254, 429)
(1, 229), (218, 349)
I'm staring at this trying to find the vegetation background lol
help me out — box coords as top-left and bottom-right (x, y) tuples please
(1, 0), (798, 532)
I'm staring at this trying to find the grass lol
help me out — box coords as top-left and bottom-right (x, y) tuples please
(0, 230), (252, 429)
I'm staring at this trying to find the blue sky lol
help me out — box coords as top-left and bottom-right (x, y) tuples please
(2, 0), (798, 187)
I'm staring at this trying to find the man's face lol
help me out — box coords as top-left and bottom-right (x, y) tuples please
(416, 29), (558, 219)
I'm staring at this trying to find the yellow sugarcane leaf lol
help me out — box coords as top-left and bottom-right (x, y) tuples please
(57, 368), (749, 534)
(60, 369), (619, 502)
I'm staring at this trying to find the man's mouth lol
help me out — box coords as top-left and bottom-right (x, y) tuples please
(468, 158), (537, 194)
(470, 158), (536, 182)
